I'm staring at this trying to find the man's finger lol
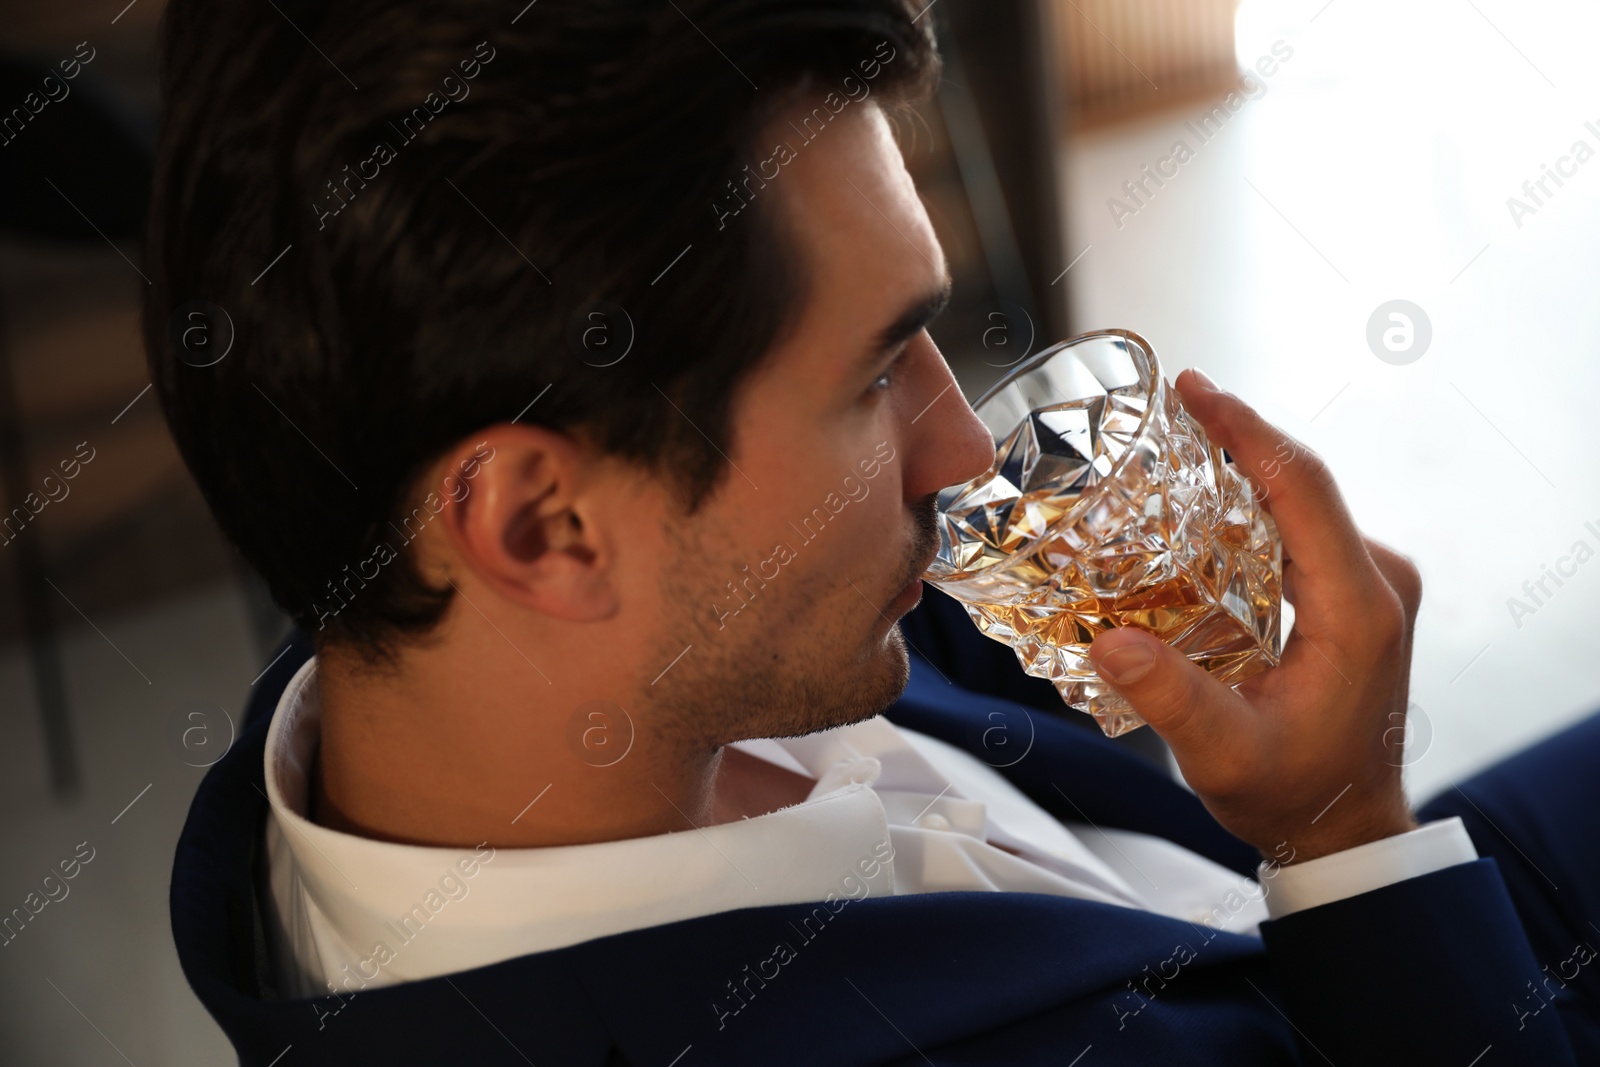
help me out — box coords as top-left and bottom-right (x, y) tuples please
(1363, 536), (1423, 619)
(1088, 627), (1251, 784)
(1174, 369), (1376, 592)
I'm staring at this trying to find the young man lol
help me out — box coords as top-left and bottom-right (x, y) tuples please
(152, 0), (1600, 1063)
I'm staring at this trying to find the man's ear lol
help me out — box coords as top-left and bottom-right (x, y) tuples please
(433, 425), (619, 622)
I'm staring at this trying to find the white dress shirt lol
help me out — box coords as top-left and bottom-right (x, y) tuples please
(261, 656), (1476, 1000)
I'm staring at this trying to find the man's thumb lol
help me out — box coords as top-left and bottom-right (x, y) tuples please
(1087, 627), (1236, 755)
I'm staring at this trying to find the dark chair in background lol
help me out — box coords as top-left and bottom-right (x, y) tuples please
(0, 50), (285, 798)
(0, 50), (154, 797)
(911, 0), (1072, 376)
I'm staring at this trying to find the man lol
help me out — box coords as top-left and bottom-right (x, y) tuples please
(152, 0), (1600, 1063)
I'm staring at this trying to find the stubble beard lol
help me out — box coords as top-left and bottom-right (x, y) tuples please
(645, 497), (937, 754)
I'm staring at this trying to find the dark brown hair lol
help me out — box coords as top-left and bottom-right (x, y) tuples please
(143, 0), (939, 666)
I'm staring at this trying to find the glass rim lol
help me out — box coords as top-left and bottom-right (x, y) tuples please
(968, 326), (1161, 414)
(935, 327), (1167, 580)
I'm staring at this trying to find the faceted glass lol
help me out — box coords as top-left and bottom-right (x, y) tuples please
(924, 329), (1283, 737)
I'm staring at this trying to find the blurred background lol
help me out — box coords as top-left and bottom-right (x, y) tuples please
(3, 0), (1598, 1061)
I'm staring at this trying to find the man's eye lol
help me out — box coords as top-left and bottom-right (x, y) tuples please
(868, 348), (908, 395)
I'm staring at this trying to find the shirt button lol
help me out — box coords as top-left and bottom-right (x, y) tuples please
(918, 812), (952, 832)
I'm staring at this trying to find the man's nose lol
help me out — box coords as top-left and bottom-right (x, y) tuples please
(902, 345), (995, 501)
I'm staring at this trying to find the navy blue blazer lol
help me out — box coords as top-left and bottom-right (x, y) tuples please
(172, 596), (1583, 1065)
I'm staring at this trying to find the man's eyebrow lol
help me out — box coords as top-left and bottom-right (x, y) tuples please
(868, 279), (953, 361)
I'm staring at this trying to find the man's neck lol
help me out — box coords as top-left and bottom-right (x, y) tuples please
(310, 647), (817, 849)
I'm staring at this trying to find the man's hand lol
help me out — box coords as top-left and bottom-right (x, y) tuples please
(1087, 368), (1422, 865)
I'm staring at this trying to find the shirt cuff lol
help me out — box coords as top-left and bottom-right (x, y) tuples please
(1258, 816), (1478, 919)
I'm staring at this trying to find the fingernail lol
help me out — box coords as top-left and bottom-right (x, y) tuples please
(1098, 644), (1155, 684)
(1189, 368), (1220, 393)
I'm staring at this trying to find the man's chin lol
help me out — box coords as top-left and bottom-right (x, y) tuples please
(809, 623), (912, 733)
(732, 625), (911, 743)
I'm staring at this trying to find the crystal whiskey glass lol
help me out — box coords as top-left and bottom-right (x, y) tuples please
(925, 329), (1283, 737)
